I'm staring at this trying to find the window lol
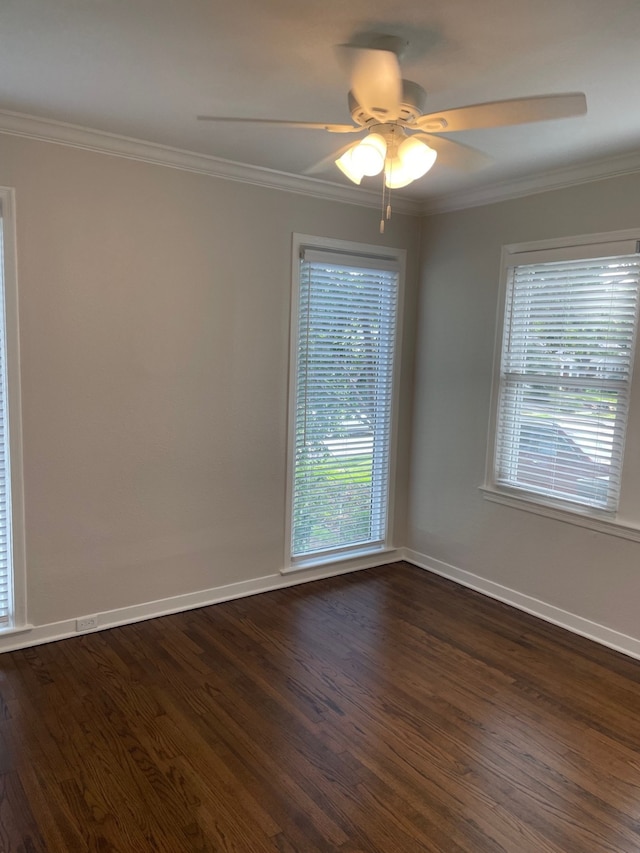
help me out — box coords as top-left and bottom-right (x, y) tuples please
(287, 235), (403, 565)
(0, 188), (25, 631)
(488, 231), (640, 518)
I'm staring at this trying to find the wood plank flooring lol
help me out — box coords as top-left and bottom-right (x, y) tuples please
(0, 561), (639, 852)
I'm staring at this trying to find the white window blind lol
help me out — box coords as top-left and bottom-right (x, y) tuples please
(495, 249), (640, 510)
(291, 247), (399, 559)
(0, 211), (13, 626)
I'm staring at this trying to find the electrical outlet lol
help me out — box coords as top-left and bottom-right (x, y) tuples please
(76, 615), (99, 632)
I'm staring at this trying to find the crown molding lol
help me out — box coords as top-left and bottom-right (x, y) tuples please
(4, 108), (640, 219)
(420, 148), (640, 215)
(0, 108), (422, 216)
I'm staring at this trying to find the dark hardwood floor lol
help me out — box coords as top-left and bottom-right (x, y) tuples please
(0, 562), (639, 852)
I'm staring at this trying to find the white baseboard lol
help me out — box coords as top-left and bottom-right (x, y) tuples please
(0, 549), (400, 653)
(401, 548), (640, 661)
(7, 546), (638, 662)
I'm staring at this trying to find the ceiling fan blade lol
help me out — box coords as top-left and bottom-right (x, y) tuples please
(302, 143), (357, 177)
(197, 116), (361, 133)
(411, 133), (492, 172)
(414, 92), (587, 132)
(337, 46), (402, 121)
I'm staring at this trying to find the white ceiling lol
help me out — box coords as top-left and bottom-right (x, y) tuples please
(2, 0), (640, 202)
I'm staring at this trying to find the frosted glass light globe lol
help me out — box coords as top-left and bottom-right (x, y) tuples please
(335, 147), (365, 184)
(351, 133), (387, 176)
(397, 137), (437, 179)
(384, 157), (414, 189)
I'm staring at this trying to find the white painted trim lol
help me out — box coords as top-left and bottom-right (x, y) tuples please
(402, 548), (640, 661)
(503, 227), (640, 256)
(0, 188), (27, 630)
(4, 541), (639, 662)
(283, 546), (399, 573)
(0, 550), (398, 654)
(0, 108), (421, 215)
(420, 148), (640, 215)
(0, 624), (34, 638)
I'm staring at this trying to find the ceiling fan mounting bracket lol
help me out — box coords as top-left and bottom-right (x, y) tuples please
(367, 35), (409, 59)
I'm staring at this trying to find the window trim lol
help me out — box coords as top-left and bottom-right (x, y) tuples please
(479, 484), (640, 543)
(0, 187), (27, 631)
(284, 233), (405, 571)
(484, 227), (640, 536)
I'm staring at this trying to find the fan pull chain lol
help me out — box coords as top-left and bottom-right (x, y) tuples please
(380, 166), (393, 234)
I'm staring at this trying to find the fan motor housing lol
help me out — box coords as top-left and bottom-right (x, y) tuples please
(349, 80), (427, 126)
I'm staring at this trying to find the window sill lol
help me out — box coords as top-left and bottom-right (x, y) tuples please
(0, 624), (33, 637)
(480, 485), (640, 543)
(282, 545), (398, 574)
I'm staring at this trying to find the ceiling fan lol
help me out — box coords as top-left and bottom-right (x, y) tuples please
(198, 36), (586, 228)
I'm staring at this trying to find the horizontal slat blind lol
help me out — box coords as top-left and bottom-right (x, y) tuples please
(292, 252), (398, 558)
(0, 215), (12, 625)
(495, 253), (640, 509)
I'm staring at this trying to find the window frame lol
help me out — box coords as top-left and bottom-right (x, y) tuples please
(483, 228), (640, 541)
(284, 233), (405, 570)
(0, 187), (27, 632)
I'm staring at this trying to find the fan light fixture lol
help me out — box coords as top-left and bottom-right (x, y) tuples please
(336, 132), (436, 188)
(336, 133), (387, 184)
(336, 130), (437, 231)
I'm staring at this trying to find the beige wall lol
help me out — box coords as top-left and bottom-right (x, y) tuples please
(410, 174), (640, 643)
(0, 133), (420, 629)
(10, 126), (638, 653)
